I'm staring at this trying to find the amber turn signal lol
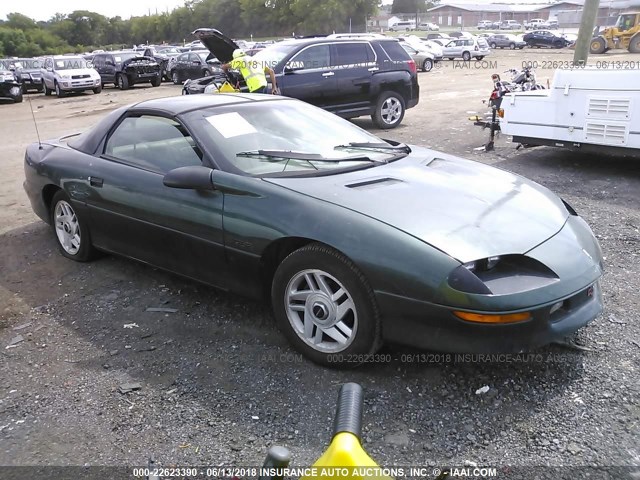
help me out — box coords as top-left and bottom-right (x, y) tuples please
(453, 311), (531, 324)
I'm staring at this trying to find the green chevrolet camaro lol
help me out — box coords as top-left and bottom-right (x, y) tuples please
(24, 94), (604, 366)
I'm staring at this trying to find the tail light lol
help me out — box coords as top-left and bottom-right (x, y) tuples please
(407, 59), (417, 74)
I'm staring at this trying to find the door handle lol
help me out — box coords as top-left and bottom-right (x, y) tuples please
(322, 72), (335, 77)
(368, 67), (379, 72)
(89, 176), (104, 187)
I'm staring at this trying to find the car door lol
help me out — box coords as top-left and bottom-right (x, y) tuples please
(84, 113), (228, 287)
(278, 43), (335, 108)
(329, 42), (376, 113)
(187, 53), (204, 79)
(173, 53), (189, 82)
(41, 57), (53, 89)
(103, 54), (117, 84)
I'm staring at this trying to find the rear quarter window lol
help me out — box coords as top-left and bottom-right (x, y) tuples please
(378, 41), (411, 62)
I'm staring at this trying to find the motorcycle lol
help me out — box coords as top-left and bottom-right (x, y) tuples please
(469, 67), (545, 151)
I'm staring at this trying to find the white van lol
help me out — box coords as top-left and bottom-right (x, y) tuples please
(389, 21), (416, 32)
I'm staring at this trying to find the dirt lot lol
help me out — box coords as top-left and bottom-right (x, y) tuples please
(1, 48), (639, 478)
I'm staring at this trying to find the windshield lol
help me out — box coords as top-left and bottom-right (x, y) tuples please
(252, 43), (298, 69)
(15, 58), (42, 69)
(114, 52), (140, 63)
(197, 51), (216, 63)
(157, 47), (180, 54)
(187, 100), (403, 176)
(55, 57), (91, 70)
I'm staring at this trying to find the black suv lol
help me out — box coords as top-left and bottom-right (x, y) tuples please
(2, 58), (44, 93)
(193, 29), (420, 129)
(92, 51), (162, 90)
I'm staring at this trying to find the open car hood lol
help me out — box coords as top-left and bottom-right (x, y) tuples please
(191, 28), (238, 64)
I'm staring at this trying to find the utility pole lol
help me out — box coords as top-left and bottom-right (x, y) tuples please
(573, 0), (601, 65)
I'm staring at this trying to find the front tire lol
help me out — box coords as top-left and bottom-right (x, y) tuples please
(271, 244), (381, 367)
(151, 74), (161, 87)
(93, 85), (102, 94)
(372, 90), (405, 129)
(490, 42), (497, 48)
(50, 191), (96, 262)
(54, 82), (65, 98)
(628, 35), (640, 53)
(117, 74), (129, 90)
(462, 51), (471, 61)
(589, 37), (606, 54)
(44, 83), (52, 96)
(172, 71), (180, 85)
(509, 43), (516, 49)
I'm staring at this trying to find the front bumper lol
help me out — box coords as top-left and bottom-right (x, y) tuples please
(377, 281), (603, 353)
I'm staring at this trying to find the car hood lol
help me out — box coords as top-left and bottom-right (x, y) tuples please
(264, 148), (569, 263)
(55, 68), (98, 77)
(192, 28), (238, 63)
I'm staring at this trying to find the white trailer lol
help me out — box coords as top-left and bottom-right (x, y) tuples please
(500, 68), (640, 157)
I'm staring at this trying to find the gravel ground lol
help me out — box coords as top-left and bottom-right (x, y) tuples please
(0, 48), (639, 479)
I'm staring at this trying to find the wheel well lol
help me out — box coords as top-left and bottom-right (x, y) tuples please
(42, 184), (61, 215)
(377, 84), (409, 105)
(259, 237), (320, 298)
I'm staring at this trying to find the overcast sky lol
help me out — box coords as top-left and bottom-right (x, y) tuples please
(0, 0), (188, 22)
(1, 0), (556, 22)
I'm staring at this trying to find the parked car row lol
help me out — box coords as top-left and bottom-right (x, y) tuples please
(478, 19), (559, 30)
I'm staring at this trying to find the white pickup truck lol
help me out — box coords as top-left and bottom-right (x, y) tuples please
(500, 67), (640, 157)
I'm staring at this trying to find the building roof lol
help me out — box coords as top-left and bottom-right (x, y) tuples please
(427, 2), (581, 13)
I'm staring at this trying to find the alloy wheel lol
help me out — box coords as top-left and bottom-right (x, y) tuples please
(284, 269), (358, 353)
(54, 200), (81, 255)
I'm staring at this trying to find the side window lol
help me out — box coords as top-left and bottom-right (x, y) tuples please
(104, 115), (203, 173)
(288, 44), (331, 70)
(333, 43), (370, 66)
(177, 53), (187, 62)
(93, 55), (103, 68)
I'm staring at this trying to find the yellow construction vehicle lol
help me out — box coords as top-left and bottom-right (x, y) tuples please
(590, 11), (640, 53)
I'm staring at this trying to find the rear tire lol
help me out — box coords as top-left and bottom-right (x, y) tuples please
(490, 42), (497, 48)
(422, 58), (433, 72)
(462, 51), (471, 61)
(271, 243), (381, 368)
(44, 83), (52, 96)
(372, 90), (405, 129)
(172, 71), (180, 85)
(50, 190), (96, 262)
(629, 35), (640, 53)
(151, 74), (161, 87)
(509, 43), (516, 49)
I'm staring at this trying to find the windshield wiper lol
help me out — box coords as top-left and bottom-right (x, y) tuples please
(236, 150), (381, 163)
(333, 142), (412, 154)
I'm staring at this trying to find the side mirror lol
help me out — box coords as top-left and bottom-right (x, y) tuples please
(163, 166), (214, 190)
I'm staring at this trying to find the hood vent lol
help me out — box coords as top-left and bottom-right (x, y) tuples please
(346, 177), (403, 190)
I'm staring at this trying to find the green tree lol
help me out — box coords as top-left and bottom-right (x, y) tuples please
(5, 13), (38, 31)
(391, 0), (428, 14)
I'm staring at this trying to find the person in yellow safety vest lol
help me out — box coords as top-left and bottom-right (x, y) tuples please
(222, 48), (279, 94)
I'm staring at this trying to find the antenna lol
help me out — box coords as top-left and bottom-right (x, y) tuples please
(27, 94), (42, 150)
